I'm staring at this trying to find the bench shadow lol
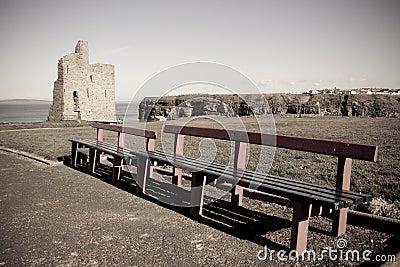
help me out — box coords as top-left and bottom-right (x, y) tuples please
(61, 154), (291, 251)
(143, 178), (292, 252)
(61, 155), (400, 260)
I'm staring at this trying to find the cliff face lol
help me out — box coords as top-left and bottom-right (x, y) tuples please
(138, 93), (400, 120)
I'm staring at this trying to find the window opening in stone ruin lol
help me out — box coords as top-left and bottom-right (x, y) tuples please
(67, 65), (69, 73)
(87, 88), (90, 98)
(73, 91), (80, 112)
(90, 75), (93, 82)
(105, 90), (107, 98)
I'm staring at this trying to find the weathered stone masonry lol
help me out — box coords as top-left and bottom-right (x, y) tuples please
(48, 40), (116, 121)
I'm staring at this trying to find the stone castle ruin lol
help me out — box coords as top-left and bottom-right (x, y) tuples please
(48, 40), (116, 121)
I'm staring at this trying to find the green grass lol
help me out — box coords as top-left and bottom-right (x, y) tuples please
(0, 117), (398, 206)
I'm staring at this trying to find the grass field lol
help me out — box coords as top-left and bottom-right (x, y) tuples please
(0, 116), (399, 213)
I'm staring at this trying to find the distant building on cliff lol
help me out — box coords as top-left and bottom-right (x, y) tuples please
(48, 40), (116, 121)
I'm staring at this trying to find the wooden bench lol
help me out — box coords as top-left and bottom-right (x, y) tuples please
(69, 122), (157, 183)
(133, 125), (377, 253)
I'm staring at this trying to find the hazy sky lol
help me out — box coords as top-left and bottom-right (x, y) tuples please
(0, 0), (399, 101)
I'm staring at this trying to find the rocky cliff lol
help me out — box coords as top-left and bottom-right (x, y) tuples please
(138, 93), (400, 120)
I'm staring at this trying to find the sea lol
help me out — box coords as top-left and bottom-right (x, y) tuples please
(0, 102), (139, 123)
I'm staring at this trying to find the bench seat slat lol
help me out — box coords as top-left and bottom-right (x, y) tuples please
(70, 139), (124, 155)
(148, 151), (372, 204)
(69, 139), (137, 159)
(153, 152), (370, 204)
(145, 150), (368, 205)
(151, 150), (366, 199)
(143, 151), (340, 209)
(171, 150), (370, 201)
(132, 150), (366, 210)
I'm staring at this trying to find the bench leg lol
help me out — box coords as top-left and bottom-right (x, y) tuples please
(319, 207), (348, 236)
(149, 160), (157, 179)
(136, 156), (150, 194)
(172, 133), (184, 186)
(112, 156), (122, 184)
(172, 167), (182, 186)
(71, 142), (78, 167)
(95, 151), (102, 166)
(332, 157), (352, 236)
(230, 185), (243, 206)
(290, 201), (312, 254)
(189, 173), (206, 218)
(332, 208), (348, 236)
(88, 148), (97, 173)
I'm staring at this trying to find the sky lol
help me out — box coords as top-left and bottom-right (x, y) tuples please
(0, 0), (399, 101)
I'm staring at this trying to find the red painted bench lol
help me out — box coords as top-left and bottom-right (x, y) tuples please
(133, 125), (377, 253)
(69, 122), (157, 183)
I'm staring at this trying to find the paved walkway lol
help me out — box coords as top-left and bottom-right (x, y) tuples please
(0, 150), (266, 266)
(0, 127), (89, 133)
(0, 150), (397, 266)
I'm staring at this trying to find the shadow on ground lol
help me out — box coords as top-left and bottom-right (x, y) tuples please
(59, 154), (400, 263)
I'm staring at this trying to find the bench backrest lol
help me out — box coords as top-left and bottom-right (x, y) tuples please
(163, 124), (378, 191)
(163, 125), (378, 162)
(92, 122), (157, 150)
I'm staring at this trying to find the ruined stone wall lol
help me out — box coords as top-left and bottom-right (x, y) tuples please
(48, 40), (116, 121)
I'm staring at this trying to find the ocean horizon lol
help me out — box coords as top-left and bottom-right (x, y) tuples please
(0, 102), (138, 123)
